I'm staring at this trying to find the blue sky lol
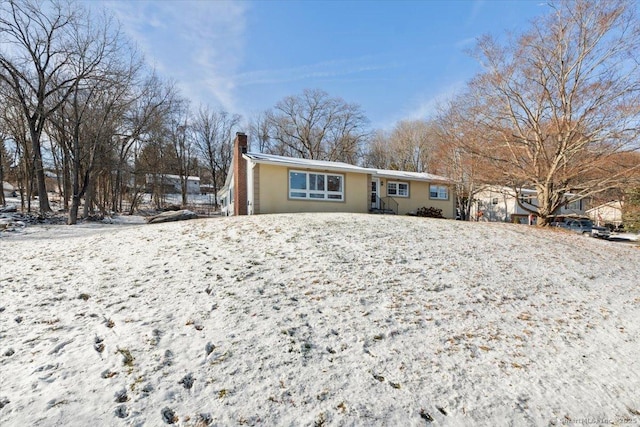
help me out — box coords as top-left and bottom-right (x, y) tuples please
(94, 0), (548, 130)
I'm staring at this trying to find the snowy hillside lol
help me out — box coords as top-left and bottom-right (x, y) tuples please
(1, 213), (639, 426)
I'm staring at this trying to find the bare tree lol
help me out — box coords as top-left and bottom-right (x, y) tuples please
(45, 7), (139, 224)
(0, 0), (113, 214)
(167, 98), (194, 207)
(389, 120), (437, 172)
(362, 129), (392, 169)
(0, 132), (7, 206)
(455, 0), (640, 225)
(192, 106), (240, 208)
(0, 97), (33, 211)
(263, 89), (369, 162)
(107, 75), (176, 213)
(248, 112), (270, 153)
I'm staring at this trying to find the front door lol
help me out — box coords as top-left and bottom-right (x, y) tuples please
(370, 178), (380, 209)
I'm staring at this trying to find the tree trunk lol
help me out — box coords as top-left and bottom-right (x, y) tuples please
(83, 179), (93, 218)
(68, 159), (81, 225)
(29, 127), (52, 214)
(0, 147), (5, 207)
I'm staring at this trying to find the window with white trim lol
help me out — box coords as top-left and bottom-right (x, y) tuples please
(289, 170), (344, 201)
(429, 185), (449, 200)
(565, 199), (583, 210)
(519, 194), (534, 205)
(387, 181), (409, 197)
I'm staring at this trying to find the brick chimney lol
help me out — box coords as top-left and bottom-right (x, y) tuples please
(233, 132), (248, 216)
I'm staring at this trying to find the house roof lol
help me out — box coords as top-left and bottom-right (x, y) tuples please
(243, 152), (454, 183)
(372, 169), (452, 183)
(243, 152), (372, 174)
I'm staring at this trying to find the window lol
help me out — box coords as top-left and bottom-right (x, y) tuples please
(565, 199), (583, 210)
(387, 181), (409, 197)
(519, 195), (534, 205)
(429, 185), (449, 200)
(289, 171), (344, 201)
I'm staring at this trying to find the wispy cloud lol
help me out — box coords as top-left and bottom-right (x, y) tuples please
(373, 80), (466, 130)
(99, 0), (247, 112)
(467, 0), (485, 27)
(236, 56), (399, 87)
(455, 37), (477, 49)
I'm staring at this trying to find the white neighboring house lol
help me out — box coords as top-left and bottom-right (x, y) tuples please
(471, 186), (587, 223)
(586, 201), (623, 227)
(145, 174), (201, 194)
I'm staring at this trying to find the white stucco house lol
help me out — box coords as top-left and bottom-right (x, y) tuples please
(471, 186), (587, 223)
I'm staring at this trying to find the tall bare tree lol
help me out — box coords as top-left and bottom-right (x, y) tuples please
(364, 120), (437, 172)
(45, 7), (139, 224)
(263, 89), (369, 163)
(0, 132), (7, 206)
(362, 129), (392, 169)
(248, 112), (270, 153)
(167, 98), (194, 207)
(455, 0), (640, 225)
(112, 76), (176, 213)
(192, 106), (240, 208)
(0, 0), (112, 213)
(0, 97), (33, 211)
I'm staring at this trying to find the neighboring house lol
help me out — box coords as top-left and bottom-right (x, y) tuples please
(471, 186), (587, 223)
(219, 133), (456, 218)
(586, 201), (623, 227)
(145, 174), (201, 194)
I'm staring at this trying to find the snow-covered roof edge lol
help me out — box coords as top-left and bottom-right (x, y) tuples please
(372, 169), (453, 183)
(243, 152), (371, 174)
(244, 152), (454, 183)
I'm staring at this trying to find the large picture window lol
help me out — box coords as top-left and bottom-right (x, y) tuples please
(429, 185), (449, 200)
(289, 171), (344, 201)
(387, 181), (409, 197)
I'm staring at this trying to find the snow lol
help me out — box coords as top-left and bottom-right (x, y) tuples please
(1, 213), (639, 426)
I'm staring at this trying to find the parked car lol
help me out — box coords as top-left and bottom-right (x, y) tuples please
(557, 218), (610, 239)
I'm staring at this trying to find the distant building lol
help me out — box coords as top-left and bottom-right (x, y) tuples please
(471, 186), (587, 223)
(586, 201), (623, 227)
(145, 174), (200, 194)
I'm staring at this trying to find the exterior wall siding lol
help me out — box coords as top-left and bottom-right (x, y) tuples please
(256, 163), (369, 214)
(382, 179), (455, 217)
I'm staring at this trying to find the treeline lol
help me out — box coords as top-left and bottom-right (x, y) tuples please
(0, 0), (242, 224)
(3, 0), (640, 227)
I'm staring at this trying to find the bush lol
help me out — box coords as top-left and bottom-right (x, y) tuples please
(415, 206), (444, 218)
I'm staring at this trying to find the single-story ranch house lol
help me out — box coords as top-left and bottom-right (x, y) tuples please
(219, 133), (456, 218)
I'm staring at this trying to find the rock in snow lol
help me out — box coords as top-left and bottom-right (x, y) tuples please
(145, 209), (198, 224)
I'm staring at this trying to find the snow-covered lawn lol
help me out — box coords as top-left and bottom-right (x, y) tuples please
(1, 213), (639, 426)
